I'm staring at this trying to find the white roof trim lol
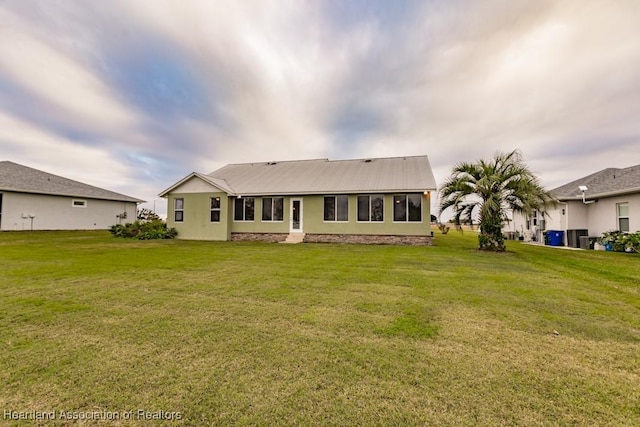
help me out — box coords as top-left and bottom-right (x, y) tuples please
(158, 172), (235, 197)
(558, 186), (640, 201)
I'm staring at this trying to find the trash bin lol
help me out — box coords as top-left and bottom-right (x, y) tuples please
(547, 230), (564, 246)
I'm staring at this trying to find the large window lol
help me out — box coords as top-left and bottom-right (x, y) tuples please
(262, 197), (284, 221)
(393, 194), (422, 222)
(324, 196), (349, 222)
(357, 195), (384, 222)
(617, 202), (629, 232)
(174, 198), (184, 222)
(210, 197), (221, 222)
(234, 197), (254, 221)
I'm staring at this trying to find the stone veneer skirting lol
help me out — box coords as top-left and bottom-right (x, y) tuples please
(231, 232), (432, 245)
(304, 233), (432, 245)
(231, 232), (288, 243)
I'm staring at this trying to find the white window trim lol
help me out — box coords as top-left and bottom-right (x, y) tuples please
(356, 195), (385, 223)
(617, 202), (629, 232)
(72, 199), (87, 208)
(174, 198), (184, 222)
(233, 197), (255, 222)
(210, 197), (221, 223)
(260, 197), (285, 223)
(392, 194), (423, 223)
(323, 195), (349, 223)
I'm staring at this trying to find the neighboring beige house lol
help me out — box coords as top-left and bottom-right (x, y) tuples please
(0, 161), (143, 231)
(159, 155), (437, 244)
(507, 165), (640, 247)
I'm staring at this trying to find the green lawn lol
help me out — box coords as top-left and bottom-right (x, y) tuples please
(1, 231), (638, 426)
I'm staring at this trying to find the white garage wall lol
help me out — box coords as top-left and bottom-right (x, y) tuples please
(0, 192), (138, 231)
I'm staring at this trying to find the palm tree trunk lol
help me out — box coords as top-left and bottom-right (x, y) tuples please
(479, 222), (506, 251)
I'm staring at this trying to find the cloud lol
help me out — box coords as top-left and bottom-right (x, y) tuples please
(0, 7), (140, 133)
(111, 0), (381, 167)
(0, 0), (639, 212)
(0, 111), (137, 193)
(323, 0), (640, 186)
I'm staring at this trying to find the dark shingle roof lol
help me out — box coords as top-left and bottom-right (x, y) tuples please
(552, 165), (640, 199)
(0, 161), (144, 203)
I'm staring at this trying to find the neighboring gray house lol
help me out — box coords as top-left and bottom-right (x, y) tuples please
(0, 161), (143, 231)
(507, 165), (640, 246)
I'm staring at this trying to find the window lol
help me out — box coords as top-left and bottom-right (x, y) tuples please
(393, 194), (422, 222)
(72, 199), (87, 208)
(210, 197), (221, 222)
(234, 197), (254, 221)
(174, 198), (184, 222)
(617, 202), (629, 232)
(262, 197), (284, 221)
(357, 195), (384, 222)
(324, 195), (349, 222)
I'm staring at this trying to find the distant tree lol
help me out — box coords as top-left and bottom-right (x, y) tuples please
(439, 150), (556, 251)
(137, 208), (161, 222)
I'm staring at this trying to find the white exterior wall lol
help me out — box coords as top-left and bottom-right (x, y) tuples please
(505, 193), (640, 245)
(566, 201), (588, 229)
(0, 192), (138, 231)
(505, 212), (526, 233)
(544, 205), (565, 232)
(586, 193), (640, 235)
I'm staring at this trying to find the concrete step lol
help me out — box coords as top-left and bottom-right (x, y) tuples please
(281, 233), (305, 244)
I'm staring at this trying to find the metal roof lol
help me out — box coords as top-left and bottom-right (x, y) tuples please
(552, 165), (640, 199)
(0, 161), (144, 203)
(205, 155), (437, 196)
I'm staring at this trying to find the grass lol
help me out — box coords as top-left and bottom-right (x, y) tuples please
(0, 230), (639, 426)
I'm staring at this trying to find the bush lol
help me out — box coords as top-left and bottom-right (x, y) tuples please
(109, 220), (177, 240)
(598, 230), (639, 253)
(438, 223), (450, 234)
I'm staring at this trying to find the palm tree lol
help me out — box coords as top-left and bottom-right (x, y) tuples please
(439, 150), (556, 251)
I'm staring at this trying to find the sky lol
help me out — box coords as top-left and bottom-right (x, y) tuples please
(1, 0), (639, 217)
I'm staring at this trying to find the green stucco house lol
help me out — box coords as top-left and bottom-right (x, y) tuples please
(159, 155), (437, 244)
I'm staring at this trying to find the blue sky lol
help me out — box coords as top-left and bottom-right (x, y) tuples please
(1, 0), (639, 216)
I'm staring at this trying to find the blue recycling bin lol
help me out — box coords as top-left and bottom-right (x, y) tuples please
(547, 230), (564, 246)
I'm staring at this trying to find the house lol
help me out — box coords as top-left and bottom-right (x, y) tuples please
(0, 161), (143, 231)
(508, 165), (640, 247)
(159, 155), (437, 244)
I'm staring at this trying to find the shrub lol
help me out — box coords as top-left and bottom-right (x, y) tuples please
(109, 220), (177, 240)
(598, 230), (640, 253)
(438, 223), (450, 234)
